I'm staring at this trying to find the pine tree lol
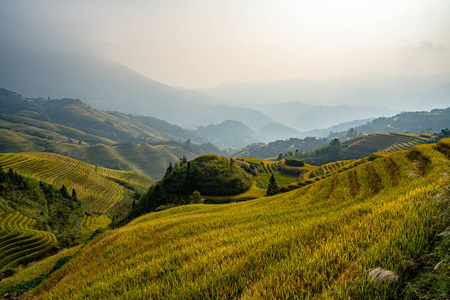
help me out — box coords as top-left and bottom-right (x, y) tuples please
(59, 185), (70, 199)
(72, 188), (78, 202)
(0, 165), (7, 182)
(165, 162), (173, 177)
(266, 173), (280, 196)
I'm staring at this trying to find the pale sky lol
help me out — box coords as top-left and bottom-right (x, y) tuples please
(1, 0), (450, 88)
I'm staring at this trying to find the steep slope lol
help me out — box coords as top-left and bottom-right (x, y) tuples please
(0, 153), (153, 213)
(0, 166), (86, 268)
(341, 133), (431, 160)
(0, 210), (57, 271)
(0, 88), (195, 144)
(9, 139), (449, 299)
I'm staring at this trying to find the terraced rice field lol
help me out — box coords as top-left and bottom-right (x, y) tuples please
(0, 209), (57, 271)
(96, 167), (153, 190)
(19, 139), (450, 299)
(80, 215), (112, 237)
(238, 157), (279, 173)
(341, 133), (430, 159)
(280, 159), (366, 193)
(0, 152), (153, 213)
(309, 160), (356, 178)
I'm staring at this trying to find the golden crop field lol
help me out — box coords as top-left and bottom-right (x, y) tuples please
(0, 210), (57, 271)
(239, 157), (279, 173)
(0, 152), (153, 213)
(80, 215), (112, 237)
(12, 139), (449, 299)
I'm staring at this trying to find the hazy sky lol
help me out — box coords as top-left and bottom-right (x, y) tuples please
(1, 0), (450, 88)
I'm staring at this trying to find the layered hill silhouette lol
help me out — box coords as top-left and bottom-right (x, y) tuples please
(198, 73), (450, 110)
(0, 48), (274, 130)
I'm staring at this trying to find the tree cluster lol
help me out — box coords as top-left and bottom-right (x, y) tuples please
(0, 165), (88, 247)
(280, 138), (342, 165)
(128, 155), (253, 219)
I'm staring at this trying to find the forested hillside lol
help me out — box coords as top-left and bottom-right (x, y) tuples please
(330, 108), (450, 140)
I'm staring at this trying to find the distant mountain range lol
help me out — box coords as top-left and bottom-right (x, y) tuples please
(329, 107), (450, 140)
(254, 102), (395, 131)
(0, 45), (440, 140)
(0, 47), (273, 131)
(2, 47), (449, 147)
(197, 73), (450, 111)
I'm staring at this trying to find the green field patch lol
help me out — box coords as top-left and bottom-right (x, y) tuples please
(204, 181), (266, 203)
(255, 172), (297, 189)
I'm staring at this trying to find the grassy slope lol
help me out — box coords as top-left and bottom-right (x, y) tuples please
(45, 102), (172, 142)
(14, 139), (449, 299)
(0, 245), (81, 292)
(239, 157), (300, 188)
(341, 132), (430, 159)
(0, 129), (38, 153)
(0, 152), (153, 213)
(0, 114), (116, 146)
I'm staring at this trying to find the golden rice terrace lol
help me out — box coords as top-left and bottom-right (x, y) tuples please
(1, 138), (447, 299)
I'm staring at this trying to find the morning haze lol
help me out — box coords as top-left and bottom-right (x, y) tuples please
(1, 0), (449, 90)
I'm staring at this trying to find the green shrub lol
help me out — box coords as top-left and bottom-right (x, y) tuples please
(285, 158), (305, 167)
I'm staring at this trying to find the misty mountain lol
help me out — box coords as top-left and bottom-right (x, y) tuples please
(329, 108), (450, 140)
(254, 101), (396, 131)
(297, 118), (375, 139)
(0, 47), (273, 130)
(257, 123), (301, 142)
(197, 73), (450, 112)
(205, 105), (274, 131)
(195, 120), (260, 149)
(419, 83), (450, 109)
